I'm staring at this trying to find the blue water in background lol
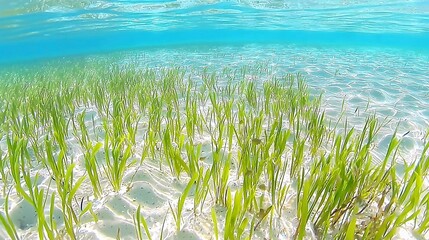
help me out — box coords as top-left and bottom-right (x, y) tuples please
(0, 0), (428, 64)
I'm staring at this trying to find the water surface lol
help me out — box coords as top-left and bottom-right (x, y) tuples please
(1, 0), (428, 63)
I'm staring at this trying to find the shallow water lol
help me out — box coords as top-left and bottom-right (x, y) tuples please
(1, 1), (429, 239)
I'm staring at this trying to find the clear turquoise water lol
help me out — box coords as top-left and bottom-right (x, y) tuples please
(0, 0), (429, 63)
(0, 0), (428, 159)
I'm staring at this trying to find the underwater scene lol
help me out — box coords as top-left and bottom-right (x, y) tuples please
(0, 0), (429, 239)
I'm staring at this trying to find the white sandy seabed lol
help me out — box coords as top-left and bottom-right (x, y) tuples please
(0, 103), (425, 240)
(1, 44), (428, 239)
(0, 107), (289, 239)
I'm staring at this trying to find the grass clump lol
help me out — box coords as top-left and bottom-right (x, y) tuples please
(0, 64), (427, 239)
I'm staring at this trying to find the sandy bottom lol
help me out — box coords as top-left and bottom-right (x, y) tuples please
(0, 113), (298, 239)
(1, 44), (428, 239)
(0, 102), (424, 239)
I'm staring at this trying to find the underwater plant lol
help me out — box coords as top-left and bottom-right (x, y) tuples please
(0, 64), (427, 239)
